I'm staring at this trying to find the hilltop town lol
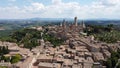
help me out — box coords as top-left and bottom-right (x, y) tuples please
(0, 17), (120, 68)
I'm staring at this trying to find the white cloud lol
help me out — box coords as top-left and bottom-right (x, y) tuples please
(32, 2), (45, 10)
(101, 0), (120, 6)
(52, 0), (62, 5)
(8, 0), (16, 2)
(0, 0), (120, 19)
(24, 2), (45, 12)
(0, 6), (27, 19)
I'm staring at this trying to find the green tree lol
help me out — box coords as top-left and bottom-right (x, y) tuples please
(106, 58), (112, 68)
(10, 54), (21, 64)
(117, 62), (120, 68)
(0, 66), (7, 68)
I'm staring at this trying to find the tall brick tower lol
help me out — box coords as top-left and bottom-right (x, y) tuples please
(74, 17), (77, 26)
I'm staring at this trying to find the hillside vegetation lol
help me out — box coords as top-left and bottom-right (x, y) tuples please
(0, 28), (64, 49)
(85, 24), (120, 43)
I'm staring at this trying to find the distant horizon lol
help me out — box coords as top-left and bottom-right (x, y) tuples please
(0, 17), (120, 21)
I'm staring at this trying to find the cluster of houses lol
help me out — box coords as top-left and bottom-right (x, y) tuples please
(0, 17), (119, 68)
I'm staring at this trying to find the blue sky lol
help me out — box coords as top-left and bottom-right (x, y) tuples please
(0, 0), (98, 6)
(0, 0), (120, 19)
